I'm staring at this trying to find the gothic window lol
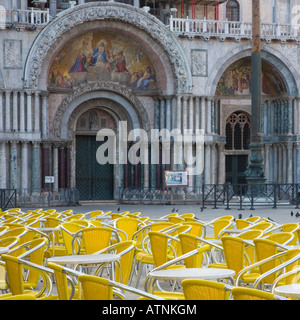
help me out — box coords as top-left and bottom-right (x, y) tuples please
(225, 111), (251, 150)
(226, 0), (240, 21)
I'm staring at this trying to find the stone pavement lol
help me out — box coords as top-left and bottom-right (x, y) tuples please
(41, 203), (300, 225)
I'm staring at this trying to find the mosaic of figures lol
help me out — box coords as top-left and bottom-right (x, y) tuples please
(216, 58), (286, 96)
(48, 32), (158, 91)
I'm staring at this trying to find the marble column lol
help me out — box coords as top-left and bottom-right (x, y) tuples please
(273, 144), (278, 183)
(59, 144), (66, 188)
(211, 143), (218, 184)
(32, 142), (41, 190)
(41, 93), (49, 139)
(12, 91), (18, 132)
(264, 143), (270, 182)
(206, 98), (212, 134)
(204, 143), (211, 184)
(159, 97), (165, 130)
(34, 91), (40, 133)
(176, 95), (182, 130)
(5, 90), (11, 132)
(200, 97), (206, 133)
(288, 98), (293, 135)
(295, 143), (300, 184)
(188, 96), (194, 132)
(42, 143), (50, 189)
(296, 98), (300, 134)
(267, 100), (272, 135)
(49, 0), (57, 17)
(165, 97), (172, 132)
(21, 141), (29, 191)
(0, 142), (7, 188)
(217, 143), (226, 184)
(287, 143), (293, 183)
(53, 144), (59, 189)
(0, 92), (3, 132)
(19, 91), (25, 133)
(10, 141), (18, 189)
(195, 97), (200, 132)
(66, 143), (71, 189)
(182, 95), (188, 131)
(26, 91), (32, 133)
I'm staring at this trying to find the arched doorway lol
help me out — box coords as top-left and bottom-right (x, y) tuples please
(225, 111), (251, 185)
(75, 108), (116, 200)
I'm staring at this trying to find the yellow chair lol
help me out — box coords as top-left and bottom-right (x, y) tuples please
(205, 219), (233, 240)
(0, 227), (28, 244)
(0, 294), (36, 300)
(221, 236), (261, 284)
(182, 279), (231, 300)
(249, 221), (274, 233)
(181, 213), (195, 220)
(246, 216), (261, 223)
(65, 214), (85, 221)
(179, 233), (210, 268)
(60, 222), (86, 255)
(95, 240), (136, 286)
(235, 219), (252, 230)
(281, 223), (299, 245)
(22, 218), (41, 228)
(263, 232), (295, 246)
(78, 274), (164, 300)
(181, 221), (204, 237)
(0, 254), (57, 300)
(72, 227), (113, 255)
(47, 262), (79, 300)
(89, 210), (103, 219)
(231, 287), (281, 300)
(114, 217), (142, 242)
(0, 236), (20, 250)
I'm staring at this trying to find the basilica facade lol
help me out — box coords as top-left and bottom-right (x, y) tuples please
(0, 0), (299, 204)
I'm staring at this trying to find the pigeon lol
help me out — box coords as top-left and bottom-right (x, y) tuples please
(117, 207), (120, 212)
(171, 208), (176, 213)
(268, 217), (274, 222)
(200, 207), (204, 212)
(238, 214), (242, 219)
(249, 214), (252, 218)
(296, 212), (300, 218)
(291, 211), (294, 217)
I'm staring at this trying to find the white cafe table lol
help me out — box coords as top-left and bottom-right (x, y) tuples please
(145, 268), (235, 293)
(47, 254), (121, 279)
(274, 284), (300, 299)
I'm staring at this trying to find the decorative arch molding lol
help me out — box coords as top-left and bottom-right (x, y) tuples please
(206, 44), (299, 97)
(23, 2), (192, 94)
(53, 81), (151, 140)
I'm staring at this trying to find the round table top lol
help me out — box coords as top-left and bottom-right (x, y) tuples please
(274, 284), (300, 298)
(47, 253), (120, 265)
(148, 267), (235, 281)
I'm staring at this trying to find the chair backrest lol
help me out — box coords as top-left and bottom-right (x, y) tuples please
(22, 218), (40, 228)
(60, 223), (85, 255)
(181, 221), (204, 237)
(3, 238), (49, 290)
(179, 233), (204, 268)
(65, 214), (85, 221)
(282, 223), (299, 245)
(235, 219), (251, 230)
(213, 219), (232, 239)
(78, 274), (113, 300)
(181, 213), (195, 220)
(0, 227), (28, 244)
(148, 231), (173, 268)
(247, 216), (261, 223)
(90, 210), (103, 219)
(250, 221), (273, 232)
(114, 217), (140, 241)
(231, 287), (275, 300)
(105, 240), (136, 285)
(237, 229), (264, 240)
(221, 236), (246, 276)
(254, 238), (280, 284)
(182, 279), (230, 300)
(168, 216), (183, 224)
(264, 232), (295, 245)
(0, 236), (19, 249)
(80, 227), (113, 254)
(47, 262), (72, 300)
(149, 222), (174, 232)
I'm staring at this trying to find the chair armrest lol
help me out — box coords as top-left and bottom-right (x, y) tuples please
(235, 251), (287, 286)
(271, 266), (300, 293)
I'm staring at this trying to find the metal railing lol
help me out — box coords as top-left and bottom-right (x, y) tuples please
(169, 17), (300, 42)
(119, 184), (300, 210)
(0, 189), (17, 211)
(16, 188), (79, 208)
